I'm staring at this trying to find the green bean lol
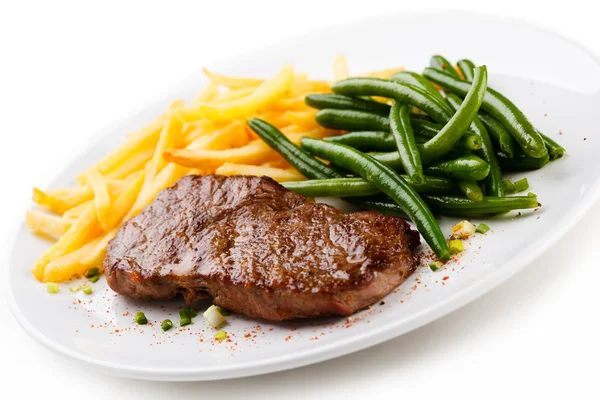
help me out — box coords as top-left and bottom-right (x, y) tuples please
(445, 93), (504, 197)
(457, 180), (484, 201)
(315, 109), (390, 131)
(411, 120), (482, 150)
(283, 175), (458, 197)
(457, 59), (476, 82)
(331, 78), (454, 124)
(430, 55), (462, 79)
(390, 71), (445, 102)
(304, 94), (391, 116)
(324, 131), (394, 151)
(390, 102), (424, 184)
(423, 67), (548, 158)
(247, 118), (340, 179)
(496, 150), (550, 171)
(351, 193), (538, 217)
(478, 111), (517, 157)
(301, 137), (450, 261)
(539, 131), (566, 160)
(423, 194), (539, 216)
(425, 155), (490, 181)
(418, 66), (488, 163)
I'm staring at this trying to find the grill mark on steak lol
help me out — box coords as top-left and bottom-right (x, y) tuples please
(104, 175), (420, 320)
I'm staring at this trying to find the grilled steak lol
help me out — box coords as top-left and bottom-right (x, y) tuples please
(104, 175), (420, 320)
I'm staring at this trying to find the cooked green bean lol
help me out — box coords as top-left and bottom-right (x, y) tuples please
(423, 67), (548, 158)
(315, 109), (390, 131)
(283, 175), (458, 197)
(430, 55), (461, 79)
(324, 131), (394, 151)
(539, 131), (566, 160)
(390, 71), (445, 102)
(457, 180), (484, 201)
(497, 150), (550, 171)
(478, 111), (517, 157)
(301, 137), (450, 261)
(457, 59), (476, 81)
(418, 66), (488, 163)
(247, 118), (340, 179)
(390, 102), (424, 184)
(411, 120), (482, 150)
(425, 155), (490, 181)
(331, 78), (454, 124)
(347, 196), (409, 219)
(445, 93), (504, 197)
(305, 94), (391, 116)
(423, 194), (539, 216)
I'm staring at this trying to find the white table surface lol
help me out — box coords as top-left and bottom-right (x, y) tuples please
(1, 1), (599, 398)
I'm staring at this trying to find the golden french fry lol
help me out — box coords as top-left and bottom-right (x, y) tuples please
(102, 172), (145, 230)
(261, 160), (291, 169)
(104, 147), (153, 181)
(43, 235), (104, 282)
(216, 163), (305, 182)
(192, 65), (294, 122)
(26, 210), (73, 240)
(62, 200), (93, 219)
(361, 67), (405, 79)
(164, 140), (278, 169)
(181, 120), (217, 144)
(333, 54), (349, 81)
(79, 228), (119, 267)
(86, 171), (112, 231)
(284, 110), (319, 129)
(33, 186), (94, 215)
(32, 203), (99, 281)
(190, 83), (219, 109)
(267, 95), (309, 111)
(202, 68), (263, 89)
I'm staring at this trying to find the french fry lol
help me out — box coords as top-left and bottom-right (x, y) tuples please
(333, 54), (349, 81)
(202, 68), (263, 89)
(284, 110), (319, 129)
(79, 228), (119, 268)
(26, 210), (73, 240)
(216, 163), (305, 182)
(190, 83), (219, 109)
(181, 120), (217, 144)
(266, 95), (309, 111)
(193, 65), (294, 122)
(32, 203), (99, 281)
(104, 147), (153, 180)
(101, 172), (145, 230)
(62, 200), (93, 219)
(43, 235), (105, 282)
(164, 140), (278, 169)
(33, 186), (94, 215)
(86, 171), (112, 231)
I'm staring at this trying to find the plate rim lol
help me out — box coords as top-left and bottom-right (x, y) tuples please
(6, 9), (600, 381)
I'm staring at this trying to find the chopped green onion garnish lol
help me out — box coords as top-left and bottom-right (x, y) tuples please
(161, 319), (173, 331)
(429, 261), (444, 271)
(214, 330), (227, 340)
(180, 317), (192, 327)
(85, 267), (100, 278)
(215, 306), (232, 316)
(82, 285), (93, 295)
(203, 305), (226, 328)
(68, 285), (82, 293)
(46, 282), (59, 294)
(88, 275), (100, 283)
(513, 178), (529, 193)
(503, 179), (516, 194)
(134, 311), (148, 325)
(183, 306), (198, 319)
(448, 239), (464, 254)
(476, 223), (490, 234)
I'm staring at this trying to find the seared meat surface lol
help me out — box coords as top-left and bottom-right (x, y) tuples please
(104, 175), (420, 320)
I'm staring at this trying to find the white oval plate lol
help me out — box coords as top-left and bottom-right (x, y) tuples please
(6, 11), (600, 381)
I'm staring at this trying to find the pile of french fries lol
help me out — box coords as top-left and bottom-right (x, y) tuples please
(27, 56), (403, 283)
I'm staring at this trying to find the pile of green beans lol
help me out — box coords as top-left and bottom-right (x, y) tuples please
(248, 56), (566, 262)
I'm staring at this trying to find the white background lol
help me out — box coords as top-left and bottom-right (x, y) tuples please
(1, 0), (599, 398)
